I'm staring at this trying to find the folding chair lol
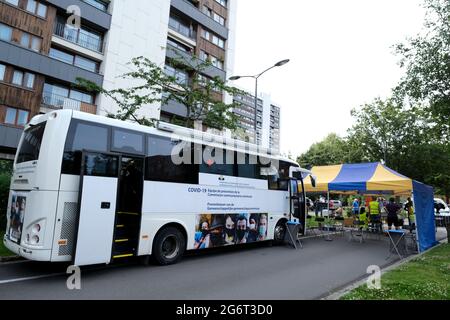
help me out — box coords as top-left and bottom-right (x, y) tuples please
(349, 220), (366, 243)
(284, 221), (303, 249)
(333, 216), (345, 236)
(386, 230), (407, 260)
(367, 216), (383, 240)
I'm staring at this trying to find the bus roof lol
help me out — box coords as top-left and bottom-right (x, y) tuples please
(33, 109), (300, 167)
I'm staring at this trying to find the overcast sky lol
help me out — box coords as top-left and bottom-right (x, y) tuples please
(231, 0), (426, 157)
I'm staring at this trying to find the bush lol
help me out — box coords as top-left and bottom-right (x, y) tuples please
(0, 160), (12, 231)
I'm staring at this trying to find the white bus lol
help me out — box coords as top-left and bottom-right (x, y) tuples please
(3, 110), (313, 266)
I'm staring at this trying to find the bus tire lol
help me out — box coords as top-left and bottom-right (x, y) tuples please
(273, 220), (287, 245)
(152, 226), (186, 266)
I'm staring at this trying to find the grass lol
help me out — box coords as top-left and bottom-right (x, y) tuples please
(342, 243), (450, 300)
(0, 231), (15, 257)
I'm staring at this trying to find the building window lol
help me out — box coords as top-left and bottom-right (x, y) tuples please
(17, 109), (29, 126)
(10, 70), (35, 89)
(201, 29), (225, 49)
(82, 0), (109, 12)
(0, 24), (13, 41)
(5, 0), (19, 6)
(49, 47), (100, 73)
(213, 12), (225, 26)
(164, 65), (188, 86)
(24, 0), (47, 18)
(199, 51), (224, 70)
(69, 89), (94, 104)
(168, 15), (195, 40)
(167, 38), (192, 54)
(20, 33), (30, 47)
(12, 70), (23, 86)
(4, 107), (29, 127)
(74, 55), (98, 73)
(43, 83), (95, 108)
(30, 36), (41, 52)
(215, 0), (227, 7)
(0, 64), (5, 81)
(24, 72), (35, 88)
(54, 16), (104, 52)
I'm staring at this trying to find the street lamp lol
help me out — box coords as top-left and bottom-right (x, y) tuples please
(229, 59), (290, 143)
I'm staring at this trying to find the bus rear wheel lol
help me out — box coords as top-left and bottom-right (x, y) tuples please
(273, 221), (287, 245)
(152, 227), (186, 265)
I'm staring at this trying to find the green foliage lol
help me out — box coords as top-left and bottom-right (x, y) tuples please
(0, 160), (12, 231)
(0, 231), (14, 257)
(298, 97), (450, 197)
(342, 244), (450, 300)
(77, 50), (245, 131)
(297, 133), (351, 168)
(394, 0), (450, 139)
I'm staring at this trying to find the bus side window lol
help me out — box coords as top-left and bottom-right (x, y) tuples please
(236, 152), (263, 180)
(83, 153), (119, 177)
(62, 121), (109, 175)
(200, 146), (234, 177)
(112, 128), (144, 155)
(145, 135), (198, 184)
(261, 160), (291, 191)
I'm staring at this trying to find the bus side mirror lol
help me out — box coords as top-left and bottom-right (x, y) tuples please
(310, 175), (316, 188)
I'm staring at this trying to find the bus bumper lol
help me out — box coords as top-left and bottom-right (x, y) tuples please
(3, 234), (52, 262)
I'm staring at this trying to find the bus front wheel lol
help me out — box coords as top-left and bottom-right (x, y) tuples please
(152, 227), (186, 265)
(273, 221), (287, 245)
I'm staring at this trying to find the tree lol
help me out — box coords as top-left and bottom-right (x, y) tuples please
(78, 50), (245, 131)
(394, 0), (450, 139)
(0, 160), (12, 230)
(347, 97), (450, 199)
(297, 133), (351, 168)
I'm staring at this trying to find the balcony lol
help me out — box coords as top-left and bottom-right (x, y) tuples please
(41, 92), (97, 114)
(168, 17), (197, 41)
(54, 22), (104, 53)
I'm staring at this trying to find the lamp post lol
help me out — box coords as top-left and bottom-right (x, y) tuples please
(229, 59), (290, 144)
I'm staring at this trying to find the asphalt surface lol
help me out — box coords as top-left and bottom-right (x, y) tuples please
(0, 231), (410, 300)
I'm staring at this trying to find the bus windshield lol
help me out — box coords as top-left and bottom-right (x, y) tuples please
(16, 122), (47, 164)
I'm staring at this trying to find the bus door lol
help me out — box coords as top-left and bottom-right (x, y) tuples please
(74, 152), (120, 266)
(111, 156), (144, 261)
(289, 179), (306, 235)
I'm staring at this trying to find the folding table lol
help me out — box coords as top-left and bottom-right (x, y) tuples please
(284, 221), (303, 249)
(386, 229), (407, 260)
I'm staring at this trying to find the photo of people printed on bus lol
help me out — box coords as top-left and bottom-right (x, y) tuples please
(194, 213), (268, 249)
(8, 194), (26, 244)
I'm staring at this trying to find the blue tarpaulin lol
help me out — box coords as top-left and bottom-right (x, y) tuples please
(413, 181), (439, 252)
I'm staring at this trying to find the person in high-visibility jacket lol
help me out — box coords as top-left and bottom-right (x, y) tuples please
(358, 205), (368, 229)
(369, 198), (382, 232)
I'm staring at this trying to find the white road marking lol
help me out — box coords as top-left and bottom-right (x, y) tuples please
(0, 273), (64, 285)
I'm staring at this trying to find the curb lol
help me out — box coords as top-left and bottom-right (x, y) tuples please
(322, 238), (448, 300)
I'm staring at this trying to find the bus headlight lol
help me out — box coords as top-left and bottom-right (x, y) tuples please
(31, 235), (40, 245)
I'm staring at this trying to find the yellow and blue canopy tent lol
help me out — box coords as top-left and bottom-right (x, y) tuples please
(303, 162), (437, 252)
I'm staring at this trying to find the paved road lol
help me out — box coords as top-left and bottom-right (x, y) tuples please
(0, 233), (407, 300)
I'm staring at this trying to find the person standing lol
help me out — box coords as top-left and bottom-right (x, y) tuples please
(352, 198), (360, 217)
(404, 197), (415, 230)
(386, 198), (401, 230)
(369, 197), (382, 232)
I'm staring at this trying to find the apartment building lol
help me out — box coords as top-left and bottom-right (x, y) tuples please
(0, 0), (236, 159)
(232, 90), (281, 152)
